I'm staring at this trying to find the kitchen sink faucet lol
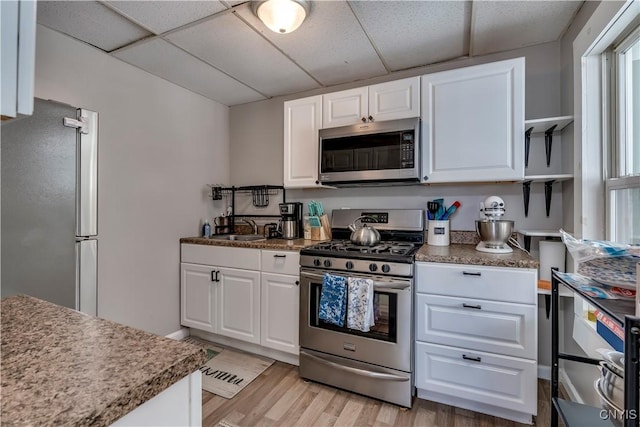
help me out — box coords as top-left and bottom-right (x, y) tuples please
(238, 218), (258, 234)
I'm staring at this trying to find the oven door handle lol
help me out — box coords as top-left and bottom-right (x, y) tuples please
(372, 282), (410, 291)
(300, 350), (409, 382)
(301, 272), (410, 291)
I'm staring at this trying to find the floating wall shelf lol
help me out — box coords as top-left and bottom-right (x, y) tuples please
(522, 175), (573, 217)
(524, 115), (574, 167)
(522, 115), (574, 218)
(516, 229), (565, 252)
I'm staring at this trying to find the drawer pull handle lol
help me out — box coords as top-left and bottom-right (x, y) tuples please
(295, 280), (299, 286)
(462, 271), (482, 276)
(462, 303), (482, 310)
(214, 271), (220, 282)
(211, 270), (216, 282)
(273, 254), (287, 258)
(462, 355), (482, 362)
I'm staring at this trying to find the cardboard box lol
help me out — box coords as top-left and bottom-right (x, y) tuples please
(595, 309), (624, 351)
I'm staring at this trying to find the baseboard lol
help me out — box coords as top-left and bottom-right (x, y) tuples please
(559, 367), (583, 404)
(165, 327), (190, 341)
(190, 329), (300, 366)
(538, 364), (551, 380)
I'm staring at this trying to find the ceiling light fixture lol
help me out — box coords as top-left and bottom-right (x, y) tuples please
(252, 0), (311, 34)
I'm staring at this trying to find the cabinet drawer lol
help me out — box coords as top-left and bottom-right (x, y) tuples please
(415, 294), (536, 359)
(415, 342), (537, 415)
(261, 250), (300, 276)
(181, 244), (260, 270)
(416, 263), (537, 304)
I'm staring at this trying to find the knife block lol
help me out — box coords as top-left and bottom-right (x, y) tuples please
(320, 214), (331, 240)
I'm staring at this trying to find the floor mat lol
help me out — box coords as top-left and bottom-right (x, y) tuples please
(182, 336), (274, 399)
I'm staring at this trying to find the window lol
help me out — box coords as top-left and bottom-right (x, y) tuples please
(605, 24), (640, 245)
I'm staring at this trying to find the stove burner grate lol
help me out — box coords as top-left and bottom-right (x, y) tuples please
(306, 240), (417, 256)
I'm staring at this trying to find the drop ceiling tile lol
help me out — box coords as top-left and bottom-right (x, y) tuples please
(105, 1), (228, 35)
(113, 38), (266, 106)
(472, 1), (583, 55)
(349, 1), (470, 71)
(235, 1), (386, 86)
(36, 1), (151, 52)
(166, 12), (320, 97)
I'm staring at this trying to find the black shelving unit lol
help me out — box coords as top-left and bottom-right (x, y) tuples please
(209, 184), (286, 234)
(551, 270), (640, 427)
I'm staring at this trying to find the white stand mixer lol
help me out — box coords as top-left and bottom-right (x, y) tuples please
(476, 196), (514, 254)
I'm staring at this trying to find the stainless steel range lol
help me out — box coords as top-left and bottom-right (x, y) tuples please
(299, 209), (424, 408)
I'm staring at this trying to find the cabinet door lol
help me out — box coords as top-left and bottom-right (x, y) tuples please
(421, 58), (524, 183)
(415, 342), (537, 415)
(260, 272), (299, 354)
(0, 0), (36, 117)
(284, 95), (323, 188)
(217, 267), (261, 344)
(415, 294), (536, 359)
(180, 263), (217, 333)
(322, 86), (368, 128)
(368, 77), (420, 122)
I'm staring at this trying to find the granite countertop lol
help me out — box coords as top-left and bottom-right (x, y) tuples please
(415, 243), (540, 269)
(1, 295), (207, 427)
(181, 236), (539, 269)
(180, 236), (320, 251)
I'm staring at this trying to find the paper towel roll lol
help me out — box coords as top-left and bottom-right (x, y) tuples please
(539, 241), (566, 281)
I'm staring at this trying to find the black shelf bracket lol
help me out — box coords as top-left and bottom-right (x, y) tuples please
(545, 180), (556, 217)
(522, 181), (532, 217)
(524, 127), (533, 168)
(544, 125), (557, 167)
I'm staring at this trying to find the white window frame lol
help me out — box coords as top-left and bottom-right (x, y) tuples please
(604, 23), (640, 243)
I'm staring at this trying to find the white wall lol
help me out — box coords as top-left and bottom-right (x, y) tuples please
(34, 25), (230, 336)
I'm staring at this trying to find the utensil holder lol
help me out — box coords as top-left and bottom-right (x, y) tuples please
(427, 220), (450, 246)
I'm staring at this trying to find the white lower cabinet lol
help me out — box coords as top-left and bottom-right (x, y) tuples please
(415, 342), (537, 415)
(414, 262), (538, 424)
(180, 244), (299, 359)
(261, 272), (299, 354)
(181, 263), (218, 333)
(218, 267), (261, 344)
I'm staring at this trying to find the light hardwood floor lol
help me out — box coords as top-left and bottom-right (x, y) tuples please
(202, 360), (556, 427)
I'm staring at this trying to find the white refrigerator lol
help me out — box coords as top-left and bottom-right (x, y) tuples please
(1, 98), (98, 315)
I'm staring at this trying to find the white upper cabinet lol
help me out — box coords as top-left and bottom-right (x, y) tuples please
(368, 77), (420, 123)
(322, 77), (420, 128)
(420, 58), (525, 183)
(322, 86), (367, 128)
(284, 95), (323, 188)
(1, 0), (36, 117)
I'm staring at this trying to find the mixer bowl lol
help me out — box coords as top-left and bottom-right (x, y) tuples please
(476, 220), (514, 248)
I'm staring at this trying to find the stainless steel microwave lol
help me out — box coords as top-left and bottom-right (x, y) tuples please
(318, 117), (421, 185)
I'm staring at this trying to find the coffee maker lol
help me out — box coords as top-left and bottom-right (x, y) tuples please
(279, 202), (303, 239)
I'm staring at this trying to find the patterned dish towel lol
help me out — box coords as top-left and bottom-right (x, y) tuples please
(318, 273), (347, 327)
(347, 277), (375, 332)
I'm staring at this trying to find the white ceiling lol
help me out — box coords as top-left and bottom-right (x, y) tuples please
(36, 0), (584, 107)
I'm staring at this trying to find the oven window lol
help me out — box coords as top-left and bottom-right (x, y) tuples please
(321, 131), (414, 173)
(309, 281), (397, 342)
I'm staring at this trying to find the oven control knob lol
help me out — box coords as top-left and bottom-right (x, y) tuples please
(369, 263), (378, 272)
(346, 261), (354, 270)
(324, 259), (332, 268)
(313, 259), (321, 267)
(381, 264), (391, 273)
